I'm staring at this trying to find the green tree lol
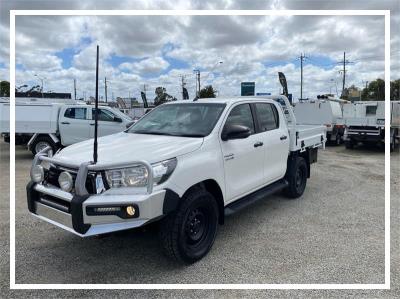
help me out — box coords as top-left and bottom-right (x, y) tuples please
(391, 79), (400, 101)
(0, 81), (10, 97)
(153, 86), (177, 106)
(361, 79), (385, 101)
(199, 85), (216, 98)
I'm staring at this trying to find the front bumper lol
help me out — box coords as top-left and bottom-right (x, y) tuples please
(27, 181), (166, 237)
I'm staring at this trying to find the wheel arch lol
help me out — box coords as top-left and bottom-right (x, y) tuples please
(163, 179), (225, 225)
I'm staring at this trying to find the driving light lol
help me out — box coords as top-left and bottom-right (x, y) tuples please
(58, 171), (73, 192)
(126, 205), (136, 216)
(31, 165), (44, 183)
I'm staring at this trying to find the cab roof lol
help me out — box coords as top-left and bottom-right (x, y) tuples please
(166, 96), (281, 105)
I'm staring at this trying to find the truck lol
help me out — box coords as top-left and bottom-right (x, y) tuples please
(0, 103), (133, 154)
(293, 99), (345, 145)
(26, 96), (326, 264)
(343, 101), (399, 151)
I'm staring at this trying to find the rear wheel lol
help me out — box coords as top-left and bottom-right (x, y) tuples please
(284, 156), (308, 199)
(30, 135), (58, 155)
(159, 187), (219, 264)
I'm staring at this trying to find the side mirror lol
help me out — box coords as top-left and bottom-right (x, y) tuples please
(114, 117), (123, 123)
(221, 124), (251, 141)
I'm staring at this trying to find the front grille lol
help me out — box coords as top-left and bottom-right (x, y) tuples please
(348, 126), (379, 131)
(45, 166), (97, 194)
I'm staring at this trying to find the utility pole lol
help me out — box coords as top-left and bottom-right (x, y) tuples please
(299, 53), (307, 100)
(73, 78), (77, 101)
(338, 52), (353, 98)
(104, 77), (108, 103)
(193, 69), (200, 98)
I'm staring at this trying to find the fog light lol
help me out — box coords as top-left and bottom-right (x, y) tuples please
(31, 165), (44, 183)
(58, 171), (73, 192)
(126, 205), (136, 216)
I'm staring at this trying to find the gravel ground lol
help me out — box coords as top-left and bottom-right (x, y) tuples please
(0, 140), (399, 298)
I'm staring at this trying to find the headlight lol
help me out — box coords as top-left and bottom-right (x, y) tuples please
(105, 165), (149, 188)
(58, 171), (73, 192)
(30, 165), (44, 183)
(152, 158), (177, 185)
(104, 158), (177, 189)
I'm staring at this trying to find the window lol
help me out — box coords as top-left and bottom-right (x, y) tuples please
(64, 108), (87, 120)
(255, 103), (279, 131)
(129, 103), (226, 137)
(92, 108), (115, 122)
(366, 105), (377, 116)
(224, 104), (255, 134)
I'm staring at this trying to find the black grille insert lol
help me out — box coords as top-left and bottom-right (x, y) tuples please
(45, 167), (97, 194)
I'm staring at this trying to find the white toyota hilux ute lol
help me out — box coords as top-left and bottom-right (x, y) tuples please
(27, 96), (326, 263)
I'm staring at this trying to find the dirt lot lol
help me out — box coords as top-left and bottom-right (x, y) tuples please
(0, 140), (399, 298)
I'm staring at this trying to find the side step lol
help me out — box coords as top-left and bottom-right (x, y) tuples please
(224, 179), (288, 216)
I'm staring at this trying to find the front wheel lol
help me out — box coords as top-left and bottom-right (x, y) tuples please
(345, 140), (354, 149)
(284, 156), (308, 199)
(159, 187), (219, 264)
(30, 135), (58, 155)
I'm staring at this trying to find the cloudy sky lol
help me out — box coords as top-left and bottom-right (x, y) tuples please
(0, 0), (399, 101)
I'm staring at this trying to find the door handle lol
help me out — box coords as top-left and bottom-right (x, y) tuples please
(254, 141), (263, 148)
(90, 123), (95, 126)
(280, 135), (287, 140)
(61, 122), (70, 125)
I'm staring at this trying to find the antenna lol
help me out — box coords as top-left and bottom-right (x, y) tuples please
(93, 45), (99, 164)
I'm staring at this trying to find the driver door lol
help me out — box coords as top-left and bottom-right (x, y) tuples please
(219, 103), (265, 203)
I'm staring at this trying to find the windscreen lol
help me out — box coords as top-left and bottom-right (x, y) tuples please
(128, 103), (226, 137)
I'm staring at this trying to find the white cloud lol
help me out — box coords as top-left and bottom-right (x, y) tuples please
(119, 57), (170, 74)
(0, 0), (396, 101)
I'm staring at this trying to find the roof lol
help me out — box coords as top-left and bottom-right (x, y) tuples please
(165, 96), (281, 105)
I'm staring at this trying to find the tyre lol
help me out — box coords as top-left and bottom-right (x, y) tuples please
(345, 140), (354, 149)
(390, 132), (397, 152)
(284, 156), (308, 199)
(159, 187), (219, 264)
(30, 135), (58, 155)
(335, 134), (342, 146)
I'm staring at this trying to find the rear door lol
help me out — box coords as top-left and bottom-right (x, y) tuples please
(59, 106), (91, 145)
(220, 103), (265, 202)
(89, 108), (126, 137)
(254, 102), (289, 183)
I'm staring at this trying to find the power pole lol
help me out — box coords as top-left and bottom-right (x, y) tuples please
(299, 53), (307, 100)
(73, 78), (77, 100)
(338, 52), (353, 98)
(194, 69), (200, 98)
(104, 77), (108, 103)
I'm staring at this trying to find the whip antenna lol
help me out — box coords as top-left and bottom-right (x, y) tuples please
(93, 45), (99, 164)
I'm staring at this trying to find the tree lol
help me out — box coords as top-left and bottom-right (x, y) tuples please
(0, 81), (10, 97)
(199, 85), (216, 98)
(391, 79), (400, 101)
(153, 87), (177, 106)
(361, 79), (385, 101)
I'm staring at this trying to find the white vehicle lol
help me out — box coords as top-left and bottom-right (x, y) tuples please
(294, 99), (345, 145)
(0, 103), (133, 154)
(27, 96), (326, 263)
(343, 101), (399, 151)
